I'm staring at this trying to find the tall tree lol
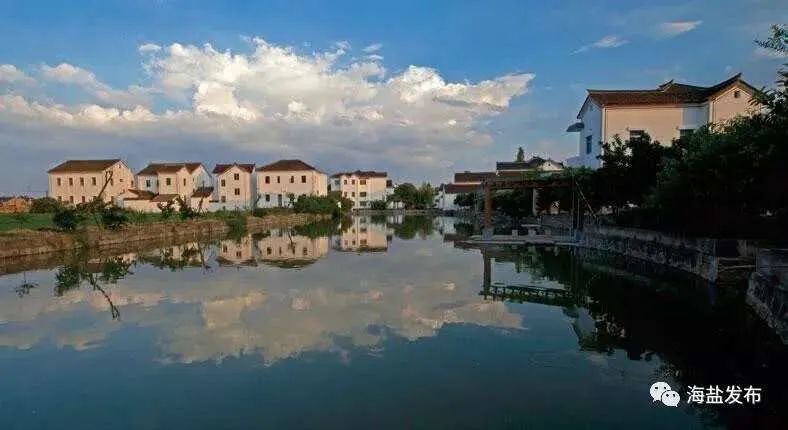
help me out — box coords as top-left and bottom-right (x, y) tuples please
(516, 146), (525, 162)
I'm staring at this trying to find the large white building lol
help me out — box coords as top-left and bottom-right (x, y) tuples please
(566, 73), (757, 168)
(255, 159), (327, 208)
(212, 163), (256, 210)
(48, 159), (135, 206)
(330, 171), (392, 209)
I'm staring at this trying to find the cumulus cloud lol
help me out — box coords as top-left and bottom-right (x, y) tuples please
(0, 37), (534, 188)
(657, 20), (702, 37)
(573, 35), (628, 54)
(0, 64), (35, 84)
(362, 42), (383, 53)
(41, 62), (151, 108)
(754, 46), (788, 59)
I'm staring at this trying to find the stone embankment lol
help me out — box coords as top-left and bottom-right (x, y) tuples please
(0, 213), (326, 261)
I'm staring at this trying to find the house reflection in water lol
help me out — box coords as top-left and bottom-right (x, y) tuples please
(255, 229), (329, 268)
(332, 216), (391, 252)
(217, 236), (257, 267)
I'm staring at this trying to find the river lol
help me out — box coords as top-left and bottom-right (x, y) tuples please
(0, 216), (785, 429)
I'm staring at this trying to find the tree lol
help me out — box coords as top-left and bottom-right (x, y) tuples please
(516, 146), (525, 162)
(52, 207), (84, 231)
(391, 182), (436, 209)
(454, 193), (477, 208)
(29, 197), (62, 213)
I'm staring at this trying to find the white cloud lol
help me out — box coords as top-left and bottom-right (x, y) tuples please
(41, 63), (151, 108)
(573, 35), (628, 54)
(362, 43), (383, 53)
(0, 37), (534, 187)
(657, 20), (702, 37)
(754, 46), (788, 59)
(138, 43), (162, 53)
(0, 64), (35, 84)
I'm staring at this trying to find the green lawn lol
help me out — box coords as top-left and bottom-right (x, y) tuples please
(0, 213), (55, 232)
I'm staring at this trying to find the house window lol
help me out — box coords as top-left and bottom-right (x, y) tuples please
(92, 177), (97, 186)
(234, 188), (240, 196)
(629, 129), (646, 141)
(301, 175), (306, 183)
(360, 192), (367, 197)
(360, 201), (367, 207)
(734, 90), (741, 99)
(679, 129), (694, 139)
(360, 179), (366, 185)
(69, 178), (73, 186)
(585, 135), (592, 154)
(343, 179), (347, 185)
(57, 178), (61, 186)
(360, 227), (367, 233)
(236, 251), (242, 258)
(265, 176), (270, 184)
(146, 179), (151, 187)
(277, 176), (280, 184)
(69, 196), (74, 203)
(234, 173), (239, 180)
(221, 196), (226, 203)
(302, 247), (308, 256)
(166, 178), (171, 186)
(265, 194), (270, 202)
(290, 176), (294, 183)
(80, 177), (84, 186)
(57, 196), (62, 202)
(183, 178), (186, 186)
(266, 247), (272, 255)
(81, 196), (86, 203)
(343, 192), (347, 197)
(221, 179), (226, 187)
(351, 192), (355, 197)
(351, 179), (355, 185)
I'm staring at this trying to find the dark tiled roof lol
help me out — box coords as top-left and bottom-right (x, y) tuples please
(191, 187), (214, 198)
(151, 194), (179, 203)
(137, 163), (190, 175)
(583, 74), (756, 113)
(330, 170), (387, 178)
(124, 189), (156, 200)
(184, 163), (204, 173)
(454, 171), (495, 183)
(497, 157), (563, 171)
(213, 163), (256, 174)
(48, 159), (121, 173)
(256, 159), (318, 172)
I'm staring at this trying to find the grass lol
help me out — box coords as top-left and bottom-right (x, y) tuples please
(0, 213), (55, 232)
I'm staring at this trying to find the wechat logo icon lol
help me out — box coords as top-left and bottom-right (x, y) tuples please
(650, 381), (680, 407)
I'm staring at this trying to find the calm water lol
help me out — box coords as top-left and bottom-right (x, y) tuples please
(0, 216), (785, 429)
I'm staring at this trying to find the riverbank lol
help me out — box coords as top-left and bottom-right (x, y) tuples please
(353, 209), (439, 215)
(0, 213), (328, 262)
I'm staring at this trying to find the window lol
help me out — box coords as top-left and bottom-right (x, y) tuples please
(81, 196), (86, 203)
(290, 176), (294, 183)
(234, 188), (240, 196)
(221, 179), (226, 187)
(679, 129), (694, 139)
(360, 201), (367, 207)
(351, 192), (355, 197)
(277, 176), (280, 184)
(69, 196), (74, 203)
(360, 239), (367, 246)
(360, 227), (367, 233)
(265, 194), (270, 202)
(80, 177), (84, 186)
(360, 192), (367, 197)
(69, 178), (73, 186)
(334, 179), (340, 186)
(234, 173), (239, 180)
(343, 179), (347, 185)
(57, 196), (62, 202)
(301, 175), (307, 183)
(223, 245), (228, 252)
(221, 195), (226, 203)
(57, 178), (61, 186)
(629, 129), (645, 141)
(146, 179), (151, 187)
(360, 179), (366, 185)
(92, 177), (97, 186)
(734, 90), (741, 99)
(236, 251), (242, 258)
(265, 176), (270, 184)
(166, 178), (171, 186)
(183, 178), (186, 186)
(302, 247), (308, 256)
(351, 179), (355, 185)
(343, 192), (347, 197)
(585, 135), (592, 154)
(266, 247), (272, 255)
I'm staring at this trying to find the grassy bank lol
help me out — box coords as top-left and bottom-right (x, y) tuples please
(0, 213), (55, 232)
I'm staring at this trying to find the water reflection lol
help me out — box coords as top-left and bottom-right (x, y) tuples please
(0, 216), (786, 428)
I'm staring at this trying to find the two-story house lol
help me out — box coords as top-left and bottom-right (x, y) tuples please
(329, 171), (392, 209)
(255, 228), (329, 268)
(566, 73), (757, 168)
(47, 159), (135, 205)
(212, 163), (256, 210)
(255, 159), (327, 208)
(120, 162), (211, 212)
(331, 216), (390, 252)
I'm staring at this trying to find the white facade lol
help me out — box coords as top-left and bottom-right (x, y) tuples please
(47, 159), (135, 206)
(213, 164), (256, 210)
(566, 75), (757, 168)
(330, 171), (391, 209)
(256, 160), (328, 208)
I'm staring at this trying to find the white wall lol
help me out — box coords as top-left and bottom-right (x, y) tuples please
(711, 85), (755, 124)
(604, 104), (708, 145)
(256, 170), (327, 208)
(575, 99), (603, 168)
(215, 166), (254, 209)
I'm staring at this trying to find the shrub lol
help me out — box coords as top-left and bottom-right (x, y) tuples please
(100, 205), (128, 230)
(252, 207), (291, 218)
(293, 195), (339, 215)
(157, 201), (176, 220)
(370, 200), (387, 210)
(29, 197), (63, 213)
(176, 197), (199, 220)
(53, 207), (84, 231)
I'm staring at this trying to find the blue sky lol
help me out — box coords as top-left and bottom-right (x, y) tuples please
(0, 0), (786, 193)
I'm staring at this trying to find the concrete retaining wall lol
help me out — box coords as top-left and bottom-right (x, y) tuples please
(578, 225), (719, 282)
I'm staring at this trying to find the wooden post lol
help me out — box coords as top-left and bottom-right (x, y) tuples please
(483, 185), (493, 239)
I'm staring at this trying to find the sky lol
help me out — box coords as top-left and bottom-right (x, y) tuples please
(0, 0), (786, 194)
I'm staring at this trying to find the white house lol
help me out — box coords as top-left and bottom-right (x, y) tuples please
(212, 163), (256, 210)
(437, 171), (494, 212)
(255, 159), (327, 208)
(47, 159), (135, 206)
(565, 73), (758, 168)
(119, 162), (211, 212)
(329, 170), (392, 209)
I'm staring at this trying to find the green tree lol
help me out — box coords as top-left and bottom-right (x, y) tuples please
(29, 197), (62, 213)
(516, 146), (525, 162)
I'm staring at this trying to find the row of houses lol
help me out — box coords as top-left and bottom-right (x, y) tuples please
(47, 159), (394, 212)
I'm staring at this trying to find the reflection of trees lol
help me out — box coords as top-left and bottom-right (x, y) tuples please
(388, 216), (436, 239)
(137, 243), (213, 273)
(53, 257), (133, 320)
(292, 219), (345, 238)
(14, 272), (38, 297)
